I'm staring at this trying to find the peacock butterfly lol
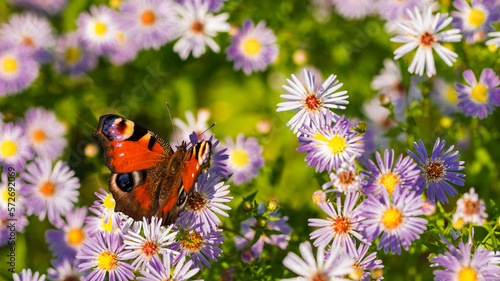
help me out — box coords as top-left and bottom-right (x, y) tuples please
(94, 114), (212, 225)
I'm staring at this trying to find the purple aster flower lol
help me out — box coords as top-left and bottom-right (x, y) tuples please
(361, 149), (420, 195)
(455, 68), (500, 119)
(12, 269), (45, 281)
(178, 0), (227, 12)
(234, 203), (291, 258)
(172, 0), (230, 59)
(77, 5), (119, 55)
(0, 44), (40, 96)
(122, 216), (177, 270)
(452, 0), (500, 43)
(360, 184), (428, 254)
(46, 207), (88, 262)
(221, 134), (264, 185)
(54, 32), (98, 76)
(177, 171), (232, 234)
(25, 107), (67, 160)
(406, 138), (465, 204)
(308, 192), (365, 252)
(0, 208), (28, 246)
(77, 231), (135, 281)
(85, 203), (125, 238)
(0, 123), (33, 170)
(277, 68), (349, 134)
(188, 132), (229, 178)
(0, 12), (55, 62)
(322, 160), (365, 193)
(9, 0), (67, 16)
(344, 242), (384, 281)
(298, 113), (364, 173)
(332, 0), (375, 19)
(430, 236), (500, 280)
(391, 6), (462, 77)
(107, 29), (140, 66)
(452, 187), (487, 226)
(22, 158), (80, 227)
(138, 254), (200, 281)
(226, 19), (278, 75)
(48, 258), (84, 281)
(119, 0), (177, 50)
(282, 241), (355, 280)
(171, 228), (225, 270)
(376, 0), (425, 21)
(0, 172), (26, 214)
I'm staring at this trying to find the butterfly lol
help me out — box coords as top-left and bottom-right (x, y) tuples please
(94, 114), (212, 225)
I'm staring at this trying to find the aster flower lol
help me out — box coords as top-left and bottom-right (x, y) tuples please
(173, 109), (212, 143)
(0, 45), (40, 96)
(25, 107), (67, 160)
(226, 19), (278, 75)
(0, 12), (55, 62)
(46, 207), (88, 262)
(119, 0), (177, 50)
(178, 0), (227, 12)
(431, 77), (460, 114)
(107, 28), (140, 65)
(77, 5), (119, 55)
(0, 208), (28, 246)
(122, 216), (177, 270)
(406, 138), (465, 204)
(282, 241), (354, 281)
(22, 158), (80, 226)
(138, 254), (200, 281)
(332, 0), (375, 20)
(344, 242), (384, 281)
(222, 134), (264, 185)
(361, 149), (420, 195)
(85, 204), (125, 238)
(12, 269), (46, 281)
(9, 0), (67, 16)
(452, 187), (487, 226)
(172, 0), (230, 59)
(376, 0), (425, 21)
(455, 68), (500, 119)
(452, 0), (499, 43)
(277, 68), (349, 134)
(361, 184), (428, 254)
(177, 171), (232, 234)
(171, 228), (225, 270)
(371, 59), (406, 110)
(391, 6), (462, 77)
(189, 132), (229, 178)
(362, 97), (396, 131)
(48, 258), (84, 281)
(54, 32), (98, 76)
(298, 113), (364, 173)
(430, 236), (500, 280)
(235, 203), (291, 258)
(78, 231), (134, 281)
(308, 192), (365, 252)
(0, 123), (33, 170)
(322, 160), (365, 193)
(90, 189), (120, 228)
(0, 172), (26, 214)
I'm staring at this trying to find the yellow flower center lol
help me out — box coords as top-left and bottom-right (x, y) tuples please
(67, 228), (85, 246)
(471, 84), (488, 103)
(31, 129), (47, 143)
(349, 265), (364, 280)
(2, 188), (14, 202)
(110, 0), (121, 9)
(453, 217), (465, 229)
(39, 181), (56, 197)
(101, 217), (113, 232)
(458, 267), (477, 281)
(468, 9), (485, 27)
(96, 251), (117, 271)
(141, 10), (156, 25)
(446, 87), (458, 103)
(2, 57), (18, 74)
(94, 22), (107, 36)
(65, 47), (81, 63)
(327, 135), (346, 154)
(0, 140), (17, 157)
(181, 231), (203, 252)
(382, 207), (403, 229)
(231, 149), (249, 167)
(242, 38), (261, 56)
(379, 173), (399, 194)
(103, 195), (116, 211)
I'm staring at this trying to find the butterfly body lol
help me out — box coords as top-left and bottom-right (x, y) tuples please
(94, 114), (211, 225)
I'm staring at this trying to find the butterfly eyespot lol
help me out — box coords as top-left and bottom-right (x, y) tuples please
(177, 189), (187, 206)
(116, 173), (134, 192)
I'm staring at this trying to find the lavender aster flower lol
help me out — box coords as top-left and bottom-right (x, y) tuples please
(9, 0), (67, 16)
(171, 229), (225, 270)
(376, 0), (425, 21)
(332, 0), (375, 20)
(0, 123), (33, 170)
(0, 45), (40, 96)
(361, 184), (428, 254)
(452, 0), (499, 43)
(282, 241), (354, 281)
(345, 242), (384, 281)
(322, 160), (365, 193)
(222, 134), (264, 185)
(308, 192), (365, 252)
(391, 6), (462, 77)
(0, 208), (28, 246)
(277, 68), (349, 134)
(13, 269), (45, 281)
(54, 32), (98, 76)
(226, 19), (278, 75)
(107, 29), (140, 65)
(85, 204), (125, 238)
(48, 258), (83, 281)
(77, 5), (119, 55)
(452, 187), (487, 226)
(138, 254), (200, 281)
(177, 171), (232, 234)
(298, 113), (364, 173)
(77, 231), (134, 281)
(406, 138), (465, 204)
(455, 68), (500, 119)
(25, 107), (67, 160)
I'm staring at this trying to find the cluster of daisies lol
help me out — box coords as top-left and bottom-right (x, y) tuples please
(276, 68), (500, 280)
(0, 0), (279, 96)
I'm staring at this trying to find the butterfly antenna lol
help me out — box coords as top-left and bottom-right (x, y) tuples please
(166, 102), (180, 145)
